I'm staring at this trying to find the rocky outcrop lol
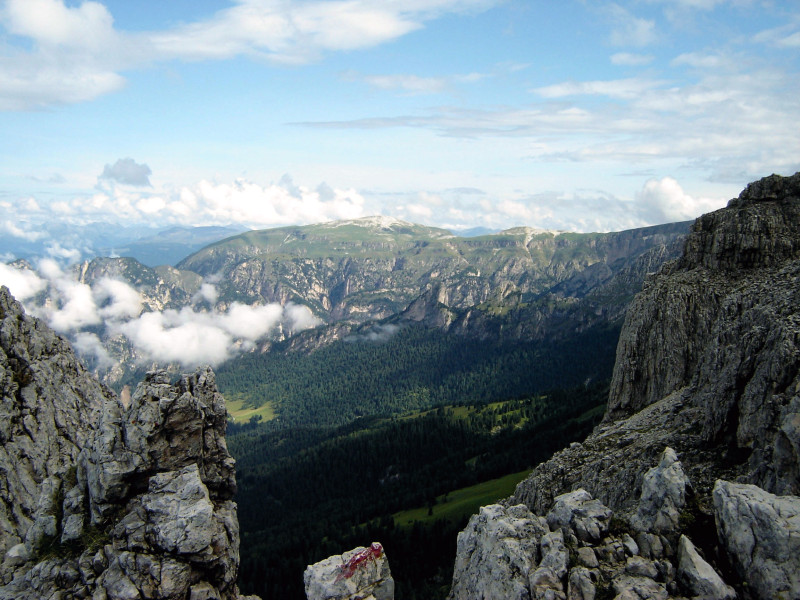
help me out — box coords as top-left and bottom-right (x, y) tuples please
(0, 286), (110, 578)
(511, 173), (800, 515)
(451, 173), (800, 600)
(713, 480), (800, 600)
(676, 535), (735, 600)
(448, 504), (547, 600)
(0, 286), (255, 599)
(450, 451), (746, 600)
(631, 448), (690, 534)
(606, 172), (800, 496)
(304, 543), (394, 600)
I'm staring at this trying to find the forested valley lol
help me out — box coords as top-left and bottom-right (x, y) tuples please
(218, 323), (619, 598)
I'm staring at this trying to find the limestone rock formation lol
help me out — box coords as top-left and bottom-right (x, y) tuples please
(511, 172), (800, 515)
(0, 285), (110, 578)
(452, 172), (800, 600)
(676, 535), (735, 600)
(304, 543), (394, 600)
(448, 504), (547, 600)
(0, 286), (255, 599)
(713, 480), (800, 600)
(631, 448), (690, 534)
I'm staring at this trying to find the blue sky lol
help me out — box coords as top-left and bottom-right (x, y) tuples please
(1, 0), (799, 240)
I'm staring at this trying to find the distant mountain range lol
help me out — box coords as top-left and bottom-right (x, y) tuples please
(34, 216), (687, 389)
(0, 222), (245, 267)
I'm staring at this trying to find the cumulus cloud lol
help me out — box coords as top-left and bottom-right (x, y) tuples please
(72, 331), (114, 369)
(0, 262), (46, 300)
(114, 310), (234, 366)
(112, 300), (321, 367)
(634, 177), (726, 222)
(1, 220), (45, 241)
(39, 174), (367, 229)
(94, 277), (143, 320)
(100, 158), (153, 187)
(193, 282), (219, 306)
(7, 266), (323, 368)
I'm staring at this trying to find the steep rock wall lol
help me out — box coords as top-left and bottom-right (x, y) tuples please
(511, 171), (800, 513)
(0, 287), (256, 600)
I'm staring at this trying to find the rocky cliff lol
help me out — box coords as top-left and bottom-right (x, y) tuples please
(176, 218), (689, 326)
(0, 286), (256, 600)
(447, 173), (800, 599)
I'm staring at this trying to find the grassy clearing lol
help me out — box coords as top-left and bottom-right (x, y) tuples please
(393, 469), (531, 528)
(226, 397), (276, 422)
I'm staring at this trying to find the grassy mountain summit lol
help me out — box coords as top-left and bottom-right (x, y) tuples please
(177, 216), (690, 324)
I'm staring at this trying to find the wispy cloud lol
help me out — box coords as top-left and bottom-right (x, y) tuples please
(610, 52), (655, 66)
(0, 0), (501, 110)
(605, 3), (658, 47)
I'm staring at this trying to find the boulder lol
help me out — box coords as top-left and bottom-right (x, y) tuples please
(631, 447), (690, 534)
(546, 489), (612, 543)
(676, 535), (735, 600)
(448, 504), (547, 600)
(713, 480), (800, 600)
(304, 543), (393, 600)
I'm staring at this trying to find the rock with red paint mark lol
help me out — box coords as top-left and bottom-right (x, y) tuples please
(304, 543), (394, 600)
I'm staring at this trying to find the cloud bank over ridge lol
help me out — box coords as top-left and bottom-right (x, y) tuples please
(0, 259), (321, 368)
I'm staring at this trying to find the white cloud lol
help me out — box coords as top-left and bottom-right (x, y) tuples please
(43, 276), (100, 332)
(777, 31), (800, 48)
(0, 0), (500, 109)
(0, 262), (46, 300)
(112, 301), (321, 367)
(635, 176), (726, 222)
(217, 302), (285, 340)
(94, 277), (143, 320)
(3, 256), (323, 368)
(534, 78), (666, 100)
(193, 282), (219, 305)
(610, 52), (654, 66)
(606, 4), (657, 47)
(71, 331), (114, 369)
(1, 220), (45, 241)
(114, 309), (234, 366)
(3, 0), (116, 50)
(361, 74), (448, 94)
(284, 303), (322, 333)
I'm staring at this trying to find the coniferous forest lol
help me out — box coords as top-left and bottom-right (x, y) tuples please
(219, 323), (619, 599)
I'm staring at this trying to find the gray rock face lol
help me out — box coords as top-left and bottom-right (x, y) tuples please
(677, 535), (735, 600)
(713, 480), (800, 600)
(448, 503), (547, 600)
(607, 172), (800, 496)
(0, 286), (109, 580)
(0, 287), (253, 599)
(304, 543), (394, 600)
(631, 448), (690, 534)
(546, 489), (612, 544)
(512, 173), (800, 516)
